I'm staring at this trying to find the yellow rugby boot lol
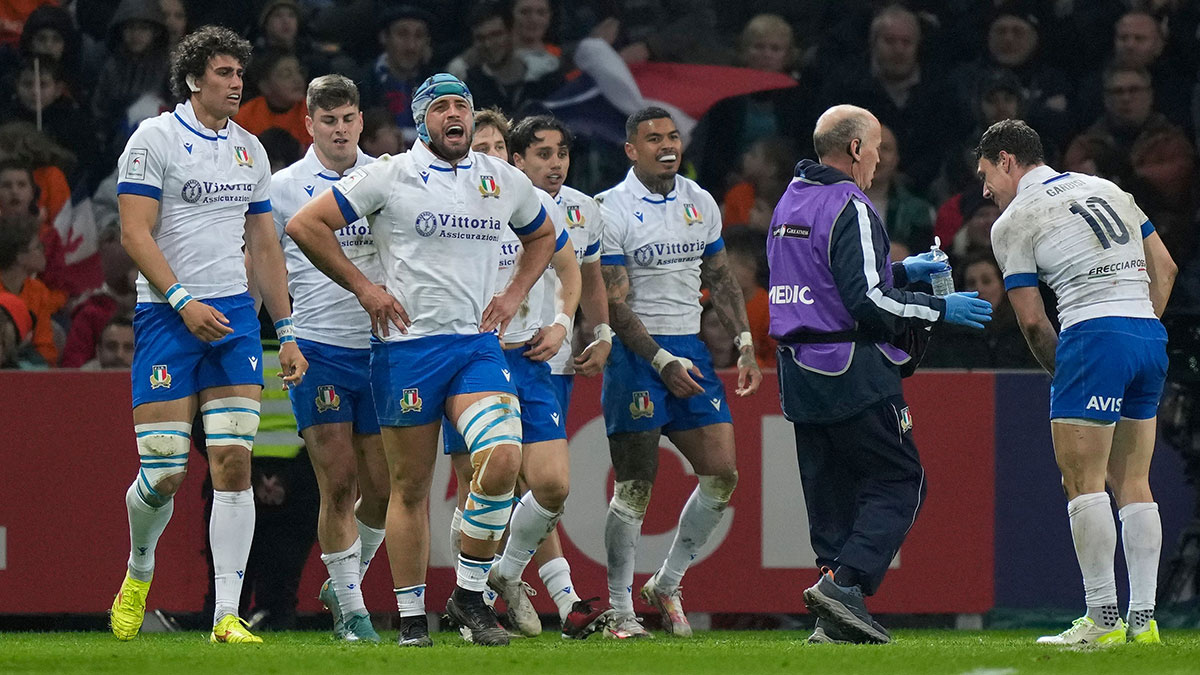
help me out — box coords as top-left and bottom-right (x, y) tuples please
(110, 572), (151, 641)
(210, 614), (263, 644)
(1130, 620), (1162, 644)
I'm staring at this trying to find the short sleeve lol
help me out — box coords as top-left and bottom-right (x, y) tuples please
(701, 191), (724, 256)
(582, 197), (603, 263)
(991, 215), (1038, 290)
(1123, 189), (1154, 238)
(331, 156), (395, 225)
(116, 125), (167, 200)
(506, 168), (546, 236)
(270, 178), (291, 241)
(247, 139), (271, 214)
(599, 196), (625, 266)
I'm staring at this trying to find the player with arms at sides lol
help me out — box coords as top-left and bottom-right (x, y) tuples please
(597, 107), (762, 639)
(271, 74), (388, 643)
(980, 119), (1178, 646)
(108, 26), (307, 644)
(286, 74), (557, 648)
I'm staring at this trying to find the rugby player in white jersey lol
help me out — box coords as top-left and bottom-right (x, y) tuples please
(597, 107), (762, 638)
(108, 26), (307, 644)
(271, 74), (388, 642)
(286, 74), (557, 647)
(979, 119), (1178, 646)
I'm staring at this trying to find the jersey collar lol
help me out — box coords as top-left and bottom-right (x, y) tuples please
(173, 100), (230, 141)
(299, 145), (373, 181)
(1016, 164), (1060, 196)
(623, 167), (678, 204)
(411, 139), (473, 173)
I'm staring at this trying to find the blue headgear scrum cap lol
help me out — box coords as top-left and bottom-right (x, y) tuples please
(412, 73), (474, 143)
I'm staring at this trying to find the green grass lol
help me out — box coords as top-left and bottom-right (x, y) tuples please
(2, 630), (1198, 674)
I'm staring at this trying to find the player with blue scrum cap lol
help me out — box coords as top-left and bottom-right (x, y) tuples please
(287, 74), (558, 647)
(109, 25), (307, 645)
(980, 119), (1177, 646)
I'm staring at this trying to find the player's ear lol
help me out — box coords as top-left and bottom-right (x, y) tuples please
(848, 138), (861, 162)
(624, 142), (637, 163)
(512, 152), (525, 170)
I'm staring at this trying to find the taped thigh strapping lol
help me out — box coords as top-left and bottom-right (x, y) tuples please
(201, 397), (261, 450)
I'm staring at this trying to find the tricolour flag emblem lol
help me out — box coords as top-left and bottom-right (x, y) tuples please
(315, 385), (341, 412)
(400, 387), (423, 413)
(566, 204), (584, 227)
(899, 406), (913, 433)
(234, 146), (253, 167)
(150, 364), (172, 389)
(683, 203), (702, 224)
(629, 390), (654, 419)
(478, 175), (500, 198)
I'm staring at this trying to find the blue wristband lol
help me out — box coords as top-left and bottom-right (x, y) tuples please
(165, 283), (193, 312)
(274, 318), (295, 343)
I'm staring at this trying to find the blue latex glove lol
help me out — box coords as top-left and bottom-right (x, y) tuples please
(902, 251), (949, 284)
(943, 291), (993, 329)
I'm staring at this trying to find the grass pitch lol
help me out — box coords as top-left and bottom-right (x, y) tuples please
(2, 629), (1198, 674)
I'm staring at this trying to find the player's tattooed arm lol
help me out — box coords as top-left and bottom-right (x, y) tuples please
(1008, 286), (1058, 375)
(602, 263), (662, 362)
(701, 248), (761, 395)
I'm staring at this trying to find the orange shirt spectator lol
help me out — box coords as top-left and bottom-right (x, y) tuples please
(0, 221), (66, 365)
(0, 0), (53, 46)
(235, 50), (309, 149)
(235, 96), (309, 149)
(745, 286), (776, 368)
(722, 181), (755, 229)
(17, 273), (65, 365)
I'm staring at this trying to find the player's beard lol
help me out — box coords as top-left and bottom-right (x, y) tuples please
(428, 131), (470, 164)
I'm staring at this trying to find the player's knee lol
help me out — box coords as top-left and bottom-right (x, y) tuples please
(209, 447), (252, 487)
(610, 479), (653, 522)
(457, 393), (523, 493)
(462, 489), (515, 541)
(532, 478), (569, 512)
(134, 421), (192, 504)
(474, 444), (521, 493)
(698, 471), (738, 509)
(201, 397), (261, 451)
(321, 470), (357, 513)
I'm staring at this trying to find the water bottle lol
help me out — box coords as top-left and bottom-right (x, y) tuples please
(929, 236), (954, 297)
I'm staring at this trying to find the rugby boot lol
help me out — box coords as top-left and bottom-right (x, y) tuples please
(446, 590), (509, 646)
(603, 614), (653, 639)
(1036, 617), (1126, 646)
(562, 597), (615, 639)
(210, 614), (263, 644)
(397, 614), (433, 647)
(318, 578), (345, 638)
(1129, 620), (1162, 645)
(110, 571), (151, 641)
(339, 612), (381, 643)
(488, 568), (542, 637)
(640, 570), (692, 636)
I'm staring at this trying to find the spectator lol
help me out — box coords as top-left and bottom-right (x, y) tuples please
(359, 107), (402, 157)
(235, 50), (309, 149)
(511, 0), (560, 73)
(91, 0), (170, 144)
(359, 5), (434, 146)
(160, 0), (187, 47)
(923, 254), (1038, 369)
(934, 69), (1026, 203)
(60, 234), (137, 368)
(0, 287), (33, 367)
(949, 189), (1001, 264)
(824, 4), (955, 194)
(17, 5), (87, 100)
(0, 213), (66, 366)
(1087, 65), (1178, 171)
(258, 126), (302, 174)
(79, 313), (134, 370)
(252, 0), (347, 79)
(699, 303), (736, 369)
(1129, 126), (1198, 263)
(863, 124), (934, 257)
(1062, 132), (1129, 185)
(0, 57), (101, 185)
(462, 1), (563, 116)
(694, 14), (812, 199)
(724, 226), (776, 368)
(0, 159), (71, 297)
(720, 134), (794, 228)
(747, 176), (788, 236)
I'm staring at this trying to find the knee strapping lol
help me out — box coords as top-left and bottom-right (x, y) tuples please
(698, 472), (738, 507)
(462, 489), (515, 541)
(135, 421), (192, 504)
(457, 394), (522, 490)
(610, 479), (652, 522)
(201, 397), (261, 450)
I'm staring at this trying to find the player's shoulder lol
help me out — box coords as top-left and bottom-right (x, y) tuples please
(675, 174), (717, 206)
(125, 111), (176, 147)
(557, 183), (594, 204)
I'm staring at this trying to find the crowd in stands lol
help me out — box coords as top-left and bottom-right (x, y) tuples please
(1, 0), (1199, 373)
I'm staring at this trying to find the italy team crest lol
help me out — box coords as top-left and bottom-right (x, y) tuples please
(565, 204), (584, 227)
(899, 406), (913, 433)
(683, 203), (703, 224)
(234, 146), (253, 167)
(478, 175), (500, 198)
(630, 390), (654, 419)
(315, 385), (341, 412)
(150, 364), (172, 389)
(400, 388), (423, 413)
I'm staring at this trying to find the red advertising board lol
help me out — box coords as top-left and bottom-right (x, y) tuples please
(0, 370), (994, 614)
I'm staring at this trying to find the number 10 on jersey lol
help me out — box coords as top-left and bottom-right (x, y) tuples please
(1069, 196), (1130, 249)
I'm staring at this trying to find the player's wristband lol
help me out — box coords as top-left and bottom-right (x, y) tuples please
(274, 318), (296, 344)
(593, 323), (614, 344)
(165, 283), (193, 312)
(651, 348), (694, 376)
(553, 312), (573, 333)
(734, 330), (753, 351)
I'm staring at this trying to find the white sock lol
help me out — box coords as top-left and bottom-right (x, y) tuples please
(211, 488), (255, 624)
(1068, 492), (1118, 611)
(126, 482), (173, 582)
(457, 553), (492, 592)
(321, 538), (366, 616)
(356, 519), (385, 581)
(605, 498), (643, 616)
(539, 557), (582, 622)
(498, 492), (561, 582)
(1120, 502), (1161, 614)
(450, 507), (463, 557)
(658, 486), (725, 592)
(394, 584), (426, 617)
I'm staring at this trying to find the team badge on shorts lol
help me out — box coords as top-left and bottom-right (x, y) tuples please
(150, 364), (172, 389)
(899, 406), (913, 434)
(234, 146), (253, 167)
(683, 203), (703, 224)
(630, 391), (654, 419)
(478, 175), (500, 198)
(315, 385), (341, 412)
(566, 204), (584, 227)
(400, 388), (423, 413)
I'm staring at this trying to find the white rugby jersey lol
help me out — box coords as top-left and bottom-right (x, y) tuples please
(543, 185), (604, 374)
(496, 189), (568, 345)
(331, 141), (547, 341)
(991, 165), (1156, 330)
(598, 168), (723, 335)
(273, 146), (380, 349)
(117, 100), (272, 303)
